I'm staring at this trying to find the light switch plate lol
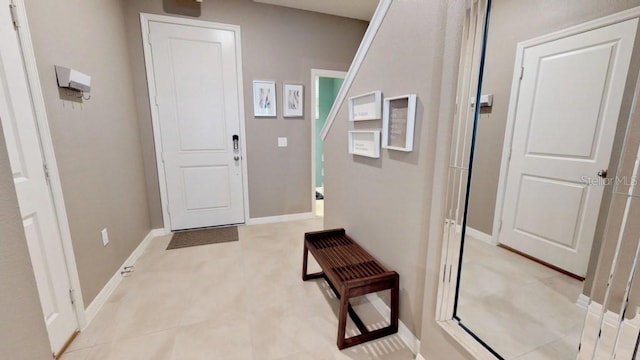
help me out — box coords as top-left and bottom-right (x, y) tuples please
(278, 137), (287, 147)
(101, 228), (109, 246)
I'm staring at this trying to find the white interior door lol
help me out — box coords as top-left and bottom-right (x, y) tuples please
(499, 19), (637, 277)
(0, 3), (77, 354)
(148, 20), (245, 230)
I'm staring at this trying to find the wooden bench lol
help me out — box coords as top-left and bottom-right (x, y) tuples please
(302, 228), (399, 349)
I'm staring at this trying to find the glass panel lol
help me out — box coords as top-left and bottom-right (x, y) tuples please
(448, 2), (640, 359)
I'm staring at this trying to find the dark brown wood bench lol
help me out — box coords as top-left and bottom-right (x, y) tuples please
(302, 228), (399, 349)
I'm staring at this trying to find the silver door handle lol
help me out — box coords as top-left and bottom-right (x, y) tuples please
(234, 155), (240, 161)
(597, 169), (608, 178)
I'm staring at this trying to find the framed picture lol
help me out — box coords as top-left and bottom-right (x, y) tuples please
(348, 91), (382, 121)
(253, 80), (277, 117)
(382, 94), (417, 152)
(283, 83), (304, 117)
(348, 130), (381, 158)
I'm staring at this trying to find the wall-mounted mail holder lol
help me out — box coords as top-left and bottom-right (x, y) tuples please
(55, 65), (91, 100)
(348, 130), (381, 158)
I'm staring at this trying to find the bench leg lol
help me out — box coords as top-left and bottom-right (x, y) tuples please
(390, 276), (399, 333)
(302, 242), (323, 281)
(337, 293), (350, 349)
(337, 275), (400, 350)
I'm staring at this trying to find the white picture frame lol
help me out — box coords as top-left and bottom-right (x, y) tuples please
(382, 94), (417, 152)
(348, 91), (382, 121)
(253, 80), (277, 117)
(283, 83), (304, 117)
(348, 130), (381, 158)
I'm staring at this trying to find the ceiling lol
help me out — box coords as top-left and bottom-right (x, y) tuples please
(252, 0), (378, 21)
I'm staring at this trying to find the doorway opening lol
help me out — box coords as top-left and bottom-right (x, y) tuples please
(311, 70), (346, 217)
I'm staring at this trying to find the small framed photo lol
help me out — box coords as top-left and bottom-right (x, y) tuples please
(283, 83), (304, 117)
(382, 94), (417, 152)
(253, 80), (277, 117)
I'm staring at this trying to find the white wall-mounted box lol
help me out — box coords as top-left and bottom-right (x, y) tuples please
(382, 94), (417, 152)
(348, 130), (381, 158)
(470, 94), (493, 107)
(55, 65), (91, 92)
(349, 91), (382, 121)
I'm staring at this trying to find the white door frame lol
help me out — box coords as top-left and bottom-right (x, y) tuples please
(5, 0), (85, 327)
(140, 13), (250, 233)
(491, 9), (640, 245)
(310, 69), (346, 215)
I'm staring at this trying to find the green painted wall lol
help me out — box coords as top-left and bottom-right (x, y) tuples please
(316, 77), (344, 188)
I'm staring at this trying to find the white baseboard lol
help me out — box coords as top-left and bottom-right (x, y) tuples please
(246, 212), (315, 225)
(454, 224), (494, 245)
(416, 354), (427, 360)
(364, 293), (421, 355)
(82, 228), (164, 329)
(464, 226), (493, 244)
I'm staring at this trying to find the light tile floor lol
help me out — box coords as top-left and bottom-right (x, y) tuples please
(457, 237), (586, 360)
(61, 218), (415, 360)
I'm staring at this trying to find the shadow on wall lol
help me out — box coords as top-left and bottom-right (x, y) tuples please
(163, 0), (201, 17)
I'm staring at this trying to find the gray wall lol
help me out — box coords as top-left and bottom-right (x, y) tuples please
(323, 0), (464, 339)
(0, 125), (52, 359)
(122, 0), (367, 224)
(24, 0), (152, 305)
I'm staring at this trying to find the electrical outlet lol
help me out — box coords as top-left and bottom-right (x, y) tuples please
(101, 228), (109, 246)
(278, 137), (287, 147)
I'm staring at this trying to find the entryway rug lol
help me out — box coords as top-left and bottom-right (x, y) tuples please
(166, 226), (238, 250)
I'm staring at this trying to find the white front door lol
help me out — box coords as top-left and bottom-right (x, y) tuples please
(499, 19), (637, 277)
(0, 2), (77, 353)
(147, 20), (246, 230)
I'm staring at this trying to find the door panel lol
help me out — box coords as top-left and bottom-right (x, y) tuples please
(0, 2), (77, 353)
(182, 166), (232, 210)
(526, 44), (614, 159)
(499, 19), (638, 276)
(513, 175), (586, 249)
(149, 21), (245, 230)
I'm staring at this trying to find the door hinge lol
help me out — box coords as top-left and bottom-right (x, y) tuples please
(519, 66), (524, 80)
(9, 3), (20, 30)
(43, 163), (51, 183)
(498, 220), (503, 233)
(147, 32), (152, 45)
(69, 288), (76, 305)
(507, 147), (512, 162)
(154, 95), (159, 107)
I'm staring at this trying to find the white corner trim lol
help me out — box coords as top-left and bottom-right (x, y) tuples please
(415, 354), (427, 360)
(83, 228), (165, 328)
(310, 68), (347, 217)
(246, 212), (315, 225)
(576, 293), (590, 309)
(364, 293), (421, 355)
(319, 0), (392, 140)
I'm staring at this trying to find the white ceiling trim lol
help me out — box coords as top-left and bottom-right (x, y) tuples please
(253, 0), (378, 21)
(320, 0), (392, 140)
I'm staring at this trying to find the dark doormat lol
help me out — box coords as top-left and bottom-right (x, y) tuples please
(166, 226), (239, 250)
